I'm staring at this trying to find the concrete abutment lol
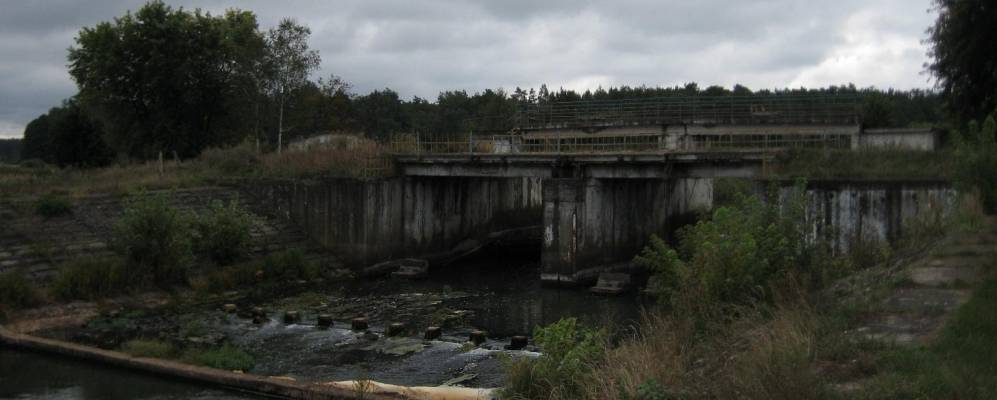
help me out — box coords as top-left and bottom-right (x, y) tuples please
(540, 178), (713, 285)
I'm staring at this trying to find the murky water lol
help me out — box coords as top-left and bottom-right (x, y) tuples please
(12, 244), (644, 392)
(0, 349), (261, 400)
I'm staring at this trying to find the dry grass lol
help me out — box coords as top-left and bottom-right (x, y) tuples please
(579, 305), (828, 400)
(260, 140), (393, 178)
(0, 139), (396, 198)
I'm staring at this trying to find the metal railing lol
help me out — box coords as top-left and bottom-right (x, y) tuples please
(390, 133), (854, 155)
(516, 94), (861, 129)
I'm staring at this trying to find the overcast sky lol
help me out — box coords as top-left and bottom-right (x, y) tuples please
(0, 0), (938, 138)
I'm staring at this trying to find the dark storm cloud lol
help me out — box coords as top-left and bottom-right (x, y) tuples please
(0, 0), (935, 137)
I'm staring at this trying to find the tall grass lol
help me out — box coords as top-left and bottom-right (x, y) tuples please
(259, 140), (393, 178)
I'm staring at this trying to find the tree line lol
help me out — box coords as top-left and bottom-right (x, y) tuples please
(16, 1), (960, 168)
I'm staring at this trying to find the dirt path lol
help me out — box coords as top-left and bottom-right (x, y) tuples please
(852, 219), (996, 345)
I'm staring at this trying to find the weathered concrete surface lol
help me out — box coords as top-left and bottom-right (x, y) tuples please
(241, 177), (542, 266)
(781, 180), (957, 251)
(541, 178), (713, 284)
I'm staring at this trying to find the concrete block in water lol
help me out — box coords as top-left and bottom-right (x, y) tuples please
(251, 307), (265, 317)
(317, 314), (333, 328)
(589, 273), (631, 295)
(222, 304), (237, 313)
(352, 317), (369, 331)
(508, 335), (528, 350)
(469, 330), (487, 345)
(424, 326), (441, 340)
(283, 311), (300, 324)
(386, 322), (406, 337)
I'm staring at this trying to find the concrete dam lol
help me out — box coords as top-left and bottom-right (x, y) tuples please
(240, 162), (954, 286)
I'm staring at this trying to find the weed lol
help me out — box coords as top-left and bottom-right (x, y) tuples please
(0, 269), (39, 314)
(501, 318), (606, 400)
(50, 257), (131, 300)
(180, 343), (255, 372)
(121, 339), (176, 358)
(34, 193), (73, 218)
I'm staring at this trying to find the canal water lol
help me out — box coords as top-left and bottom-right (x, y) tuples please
(5, 244), (646, 394)
(0, 349), (261, 400)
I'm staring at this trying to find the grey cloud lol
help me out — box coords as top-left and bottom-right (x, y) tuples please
(0, 0), (936, 138)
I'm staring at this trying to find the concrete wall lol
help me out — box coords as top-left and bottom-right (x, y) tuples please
(241, 177), (542, 265)
(780, 180), (956, 251)
(541, 178), (713, 284)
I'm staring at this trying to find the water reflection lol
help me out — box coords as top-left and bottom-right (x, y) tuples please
(0, 349), (259, 400)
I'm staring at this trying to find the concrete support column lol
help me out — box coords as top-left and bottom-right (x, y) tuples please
(541, 178), (583, 285)
(540, 177), (714, 286)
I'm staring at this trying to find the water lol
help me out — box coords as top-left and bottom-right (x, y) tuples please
(0, 349), (261, 400)
(9, 244), (644, 392)
(349, 245), (645, 337)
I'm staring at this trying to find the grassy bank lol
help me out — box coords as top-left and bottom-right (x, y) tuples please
(0, 140), (393, 198)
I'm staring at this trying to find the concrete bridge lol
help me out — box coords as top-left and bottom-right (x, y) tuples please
(258, 94), (941, 285)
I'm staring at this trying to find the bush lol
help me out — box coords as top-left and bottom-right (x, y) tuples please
(51, 257), (131, 300)
(195, 199), (255, 265)
(953, 115), (997, 213)
(34, 193), (73, 218)
(635, 185), (810, 309)
(501, 318), (606, 400)
(0, 270), (38, 311)
(199, 249), (319, 293)
(114, 194), (193, 285)
(181, 343), (255, 371)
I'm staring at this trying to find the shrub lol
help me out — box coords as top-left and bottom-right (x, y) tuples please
(195, 199), (255, 265)
(199, 249), (318, 293)
(50, 257), (131, 300)
(114, 194), (193, 285)
(635, 185), (810, 309)
(953, 115), (997, 213)
(501, 318), (606, 400)
(34, 193), (73, 218)
(0, 270), (38, 311)
(181, 343), (254, 371)
(122, 339), (176, 358)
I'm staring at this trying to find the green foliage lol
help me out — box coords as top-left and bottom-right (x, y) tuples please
(626, 379), (671, 400)
(0, 270), (38, 311)
(636, 186), (810, 308)
(34, 193), (73, 218)
(21, 99), (115, 168)
(180, 343), (255, 372)
(51, 257), (131, 300)
(501, 318), (606, 400)
(953, 115), (997, 213)
(121, 339), (177, 358)
(113, 194), (193, 285)
(195, 199), (256, 265)
(927, 0), (997, 123)
(68, 1), (267, 158)
(260, 248), (318, 281)
(771, 149), (955, 179)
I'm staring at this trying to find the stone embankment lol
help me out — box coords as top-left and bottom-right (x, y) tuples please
(0, 187), (328, 281)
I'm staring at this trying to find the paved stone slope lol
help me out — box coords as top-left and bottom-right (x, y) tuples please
(0, 187), (331, 281)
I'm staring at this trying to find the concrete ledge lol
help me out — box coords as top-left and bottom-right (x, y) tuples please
(0, 325), (391, 399)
